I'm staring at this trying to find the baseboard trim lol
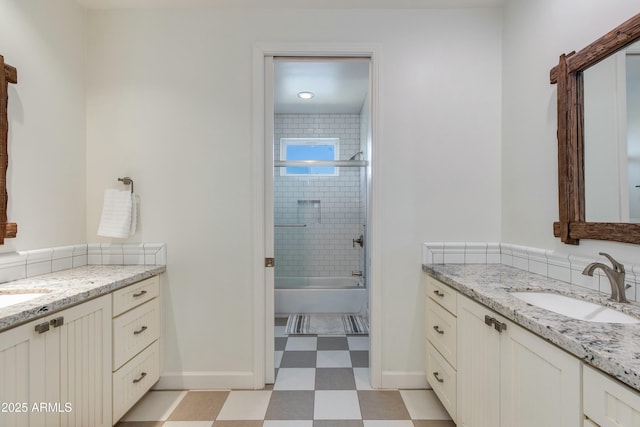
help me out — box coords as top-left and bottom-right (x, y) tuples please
(154, 371), (258, 390)
(380, 371), (430, 389)
(154, 370), (427, 390)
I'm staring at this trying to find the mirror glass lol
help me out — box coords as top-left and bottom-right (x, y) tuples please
(584, 40), (640, 222)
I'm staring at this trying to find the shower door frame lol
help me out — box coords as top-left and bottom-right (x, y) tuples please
(251, 42), (382, 388)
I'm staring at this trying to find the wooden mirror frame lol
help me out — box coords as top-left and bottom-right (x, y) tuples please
(551, 13), (640, 245)
(0, 55), (18, 244)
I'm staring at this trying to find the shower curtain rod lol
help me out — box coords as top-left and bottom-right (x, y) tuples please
(274, 160), (369, 168)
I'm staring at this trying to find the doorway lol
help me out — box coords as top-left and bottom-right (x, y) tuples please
(252, 44), (381, 389)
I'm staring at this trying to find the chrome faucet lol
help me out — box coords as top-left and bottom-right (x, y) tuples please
(582, 252), (628, 303)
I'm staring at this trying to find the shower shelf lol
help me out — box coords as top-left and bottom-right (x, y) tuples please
(275, 224), (307, 228)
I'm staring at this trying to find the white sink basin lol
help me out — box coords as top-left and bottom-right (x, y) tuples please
(0, 292), (48, 309)
(511, 292), (640, 324)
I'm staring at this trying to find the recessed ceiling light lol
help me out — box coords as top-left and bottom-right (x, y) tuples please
(297, 91), (314, 100)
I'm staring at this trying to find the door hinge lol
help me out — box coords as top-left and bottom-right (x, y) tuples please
(265, 258), (275, 268)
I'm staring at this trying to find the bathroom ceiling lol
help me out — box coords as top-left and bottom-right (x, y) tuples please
(274, 59), (370, 114)
(77, 0), (505, 9)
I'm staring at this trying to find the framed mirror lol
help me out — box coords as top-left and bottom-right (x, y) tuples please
(1, 55), (18, 244)
(551, 13), (640, 244)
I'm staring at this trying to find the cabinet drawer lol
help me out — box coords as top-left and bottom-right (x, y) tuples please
(584, 364), (640, 426)
(113, 298), (160, 370)
(426, 297), (457, 368)
(426, 275), (457, 315)
(113, 275), (159, 317)
(113, 340), (160, 423)
(426, 340), (456, 423)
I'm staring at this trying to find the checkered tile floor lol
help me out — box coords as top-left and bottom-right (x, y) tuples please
(115, 317), (455, 427)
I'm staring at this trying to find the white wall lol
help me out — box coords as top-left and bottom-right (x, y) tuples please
(86, 7), (503, 386)
(502, 0), (640, 263)
(0, 0), (86, 251)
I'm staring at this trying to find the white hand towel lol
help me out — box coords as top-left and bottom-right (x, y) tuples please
(130, 193), (139, 236)
(97, 189), (133, 239)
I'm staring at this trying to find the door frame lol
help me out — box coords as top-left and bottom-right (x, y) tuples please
(251, 42), (383, 389)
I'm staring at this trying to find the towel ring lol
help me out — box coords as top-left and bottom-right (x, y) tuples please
(118, 177), (134, 193)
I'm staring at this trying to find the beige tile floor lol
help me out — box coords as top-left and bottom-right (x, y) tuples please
(115, 318), (455, 427)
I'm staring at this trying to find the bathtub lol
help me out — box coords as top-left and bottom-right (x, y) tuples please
(274, 276), (368, 315)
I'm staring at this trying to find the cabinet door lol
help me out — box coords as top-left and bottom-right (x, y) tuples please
(46, 295), (112, 427)
(457, 294), (500, 427)
(426, 275), (457, 315)
(0, 320), (46, 427)
(426, 340), (457, 422)
(500, 319), (581, 427)
(584, 364), (640, 427)
(113, 298), (160, 370)
(113, 340), (161, 422)
(426, 297), (457, 367)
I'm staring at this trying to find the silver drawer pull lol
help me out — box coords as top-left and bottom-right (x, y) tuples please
(433, 290), (445, 298)
(433, 325), (444, 335)
(133, 290), (147, 298)
(50, 316), (64, 328)
(133, 326), (148, 335)
(35, 322), (50, 334)
(132, 372), (147, 383)
(432, 372), (444, 383)
(484, 315), (495, 327)
(494, 320), (507, 333)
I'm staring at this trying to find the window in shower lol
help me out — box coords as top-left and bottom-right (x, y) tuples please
(280, 138), (339, 176)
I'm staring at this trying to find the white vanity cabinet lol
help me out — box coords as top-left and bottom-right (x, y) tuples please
(425, 275), (458, 422)
(0, 273), (162, 427)
(0, 294), (112, 427)
(583, 364), (640, 427)
(426, 275), (582, 427)
(498, 302), (581, 427)
(111, 275), (161, 423)
(456, 292), (500, 427)
(457, 292), (581, 427)
(0, 317), (44, 426)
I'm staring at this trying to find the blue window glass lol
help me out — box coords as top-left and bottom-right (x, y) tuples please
(280, 138), (339, 176)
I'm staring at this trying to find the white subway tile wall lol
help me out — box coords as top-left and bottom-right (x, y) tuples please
(0, 243), (166, 284)
(274, 114), (365, 278)
(423, 242), (640, 303)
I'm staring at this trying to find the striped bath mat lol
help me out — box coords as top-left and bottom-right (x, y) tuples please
(285, 314), (369, 335)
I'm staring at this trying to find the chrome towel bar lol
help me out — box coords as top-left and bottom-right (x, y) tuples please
(118, 177), (134, 193)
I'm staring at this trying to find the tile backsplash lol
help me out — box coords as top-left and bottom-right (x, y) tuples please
(423, 242), (640, 303)
(0, 243), (166, 284)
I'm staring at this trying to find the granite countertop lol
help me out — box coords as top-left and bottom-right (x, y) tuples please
(0, 264), (166, 331)
(423, 263), (640, 392)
